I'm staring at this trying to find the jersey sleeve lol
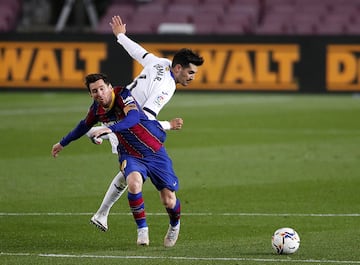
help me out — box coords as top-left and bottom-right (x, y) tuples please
(158, 120), (171, 130)
(108, 89), (140, 132)
(59, 105), (98, 146)
(59, 120), (91, 147)
(116, 33), (158, 67)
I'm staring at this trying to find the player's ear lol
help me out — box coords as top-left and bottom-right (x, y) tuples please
(173, 64), (182, 73)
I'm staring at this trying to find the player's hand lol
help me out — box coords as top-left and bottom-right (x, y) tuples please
(51, 142), (63, 158)
(91, 127), (112, 139)
(110, 15), (126, 36)
(170, 118), (183, 130)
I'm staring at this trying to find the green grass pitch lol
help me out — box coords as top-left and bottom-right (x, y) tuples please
(0, 91), (359, 265)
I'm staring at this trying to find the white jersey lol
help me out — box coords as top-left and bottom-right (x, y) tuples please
(86, 34), (177, 153)
(117, 33), (176, 130)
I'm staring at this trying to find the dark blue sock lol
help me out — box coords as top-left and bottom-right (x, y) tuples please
(166, 198), (181, 227)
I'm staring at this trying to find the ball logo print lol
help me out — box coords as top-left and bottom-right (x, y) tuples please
(271, 227), (300, 254)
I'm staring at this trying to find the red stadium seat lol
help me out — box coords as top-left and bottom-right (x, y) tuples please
(95, 0), (360, 36)
(256, 22), (292, 35)
(217, 24), (246, 35)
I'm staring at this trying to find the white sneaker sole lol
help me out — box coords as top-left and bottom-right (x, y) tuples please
(137, 241), (149, 246)
(90, 216), (108, 232)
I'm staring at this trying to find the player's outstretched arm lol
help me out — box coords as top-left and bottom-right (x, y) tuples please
(51, 143), (64, 158)
(109, 15), (152, 66)
(109, 15), (126, 36)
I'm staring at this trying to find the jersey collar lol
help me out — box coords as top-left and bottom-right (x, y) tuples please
(104, 90), (115, 112)
(170, 69), (176, 81)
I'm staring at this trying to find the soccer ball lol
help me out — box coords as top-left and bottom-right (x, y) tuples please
(271, 227), (300, 254)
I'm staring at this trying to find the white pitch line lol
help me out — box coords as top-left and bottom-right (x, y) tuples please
(0, 107), (85, 116)
(1, 252), (359, 264)
(0, 212), (359, 217)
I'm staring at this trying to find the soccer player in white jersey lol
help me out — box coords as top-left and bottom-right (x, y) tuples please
(90, 15), (204, 233)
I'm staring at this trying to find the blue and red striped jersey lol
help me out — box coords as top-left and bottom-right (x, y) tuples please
(60, 86), (166, 157)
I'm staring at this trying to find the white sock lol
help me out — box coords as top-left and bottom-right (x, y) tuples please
(96, 171), (128, 216)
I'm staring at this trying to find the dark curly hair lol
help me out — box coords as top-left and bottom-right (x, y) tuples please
(172, 48), (204, 68)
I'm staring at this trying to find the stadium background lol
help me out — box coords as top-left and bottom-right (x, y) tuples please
(1, 1), (360, 265)
(2, 0), (360, 92)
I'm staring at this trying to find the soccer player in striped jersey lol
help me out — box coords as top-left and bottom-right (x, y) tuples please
(88, 15), (204, 234)
(52, 73), (181, 247)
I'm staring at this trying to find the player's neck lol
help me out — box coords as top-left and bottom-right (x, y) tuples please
(170, 69), (176, 83)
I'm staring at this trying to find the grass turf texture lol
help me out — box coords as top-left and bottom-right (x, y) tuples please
(0, 91), (359, 265)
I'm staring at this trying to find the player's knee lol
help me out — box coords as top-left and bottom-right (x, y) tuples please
(160, 189), (176, 208)
(163, 199), (176, 209)
(128, 181), (142, 194)
(127, 172), (143, 193)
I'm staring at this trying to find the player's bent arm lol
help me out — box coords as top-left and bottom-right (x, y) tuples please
(141, 110), (171, 130)
(158, 118), (183, 130)
(108, 108), (140, 133)
(159, 120), (171, 130)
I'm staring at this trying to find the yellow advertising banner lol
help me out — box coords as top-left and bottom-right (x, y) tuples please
(3, 37), (360, 92)
(134, 43), (300, 91)
(0, 42), (107, 88)
(327, 45), (360, 91)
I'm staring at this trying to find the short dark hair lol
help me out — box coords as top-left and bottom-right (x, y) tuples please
(85, 73), (110, 92)
(172, 48), (204, 68)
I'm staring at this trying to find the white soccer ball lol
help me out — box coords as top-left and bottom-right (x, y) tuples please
(271, 227), (300, 254)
